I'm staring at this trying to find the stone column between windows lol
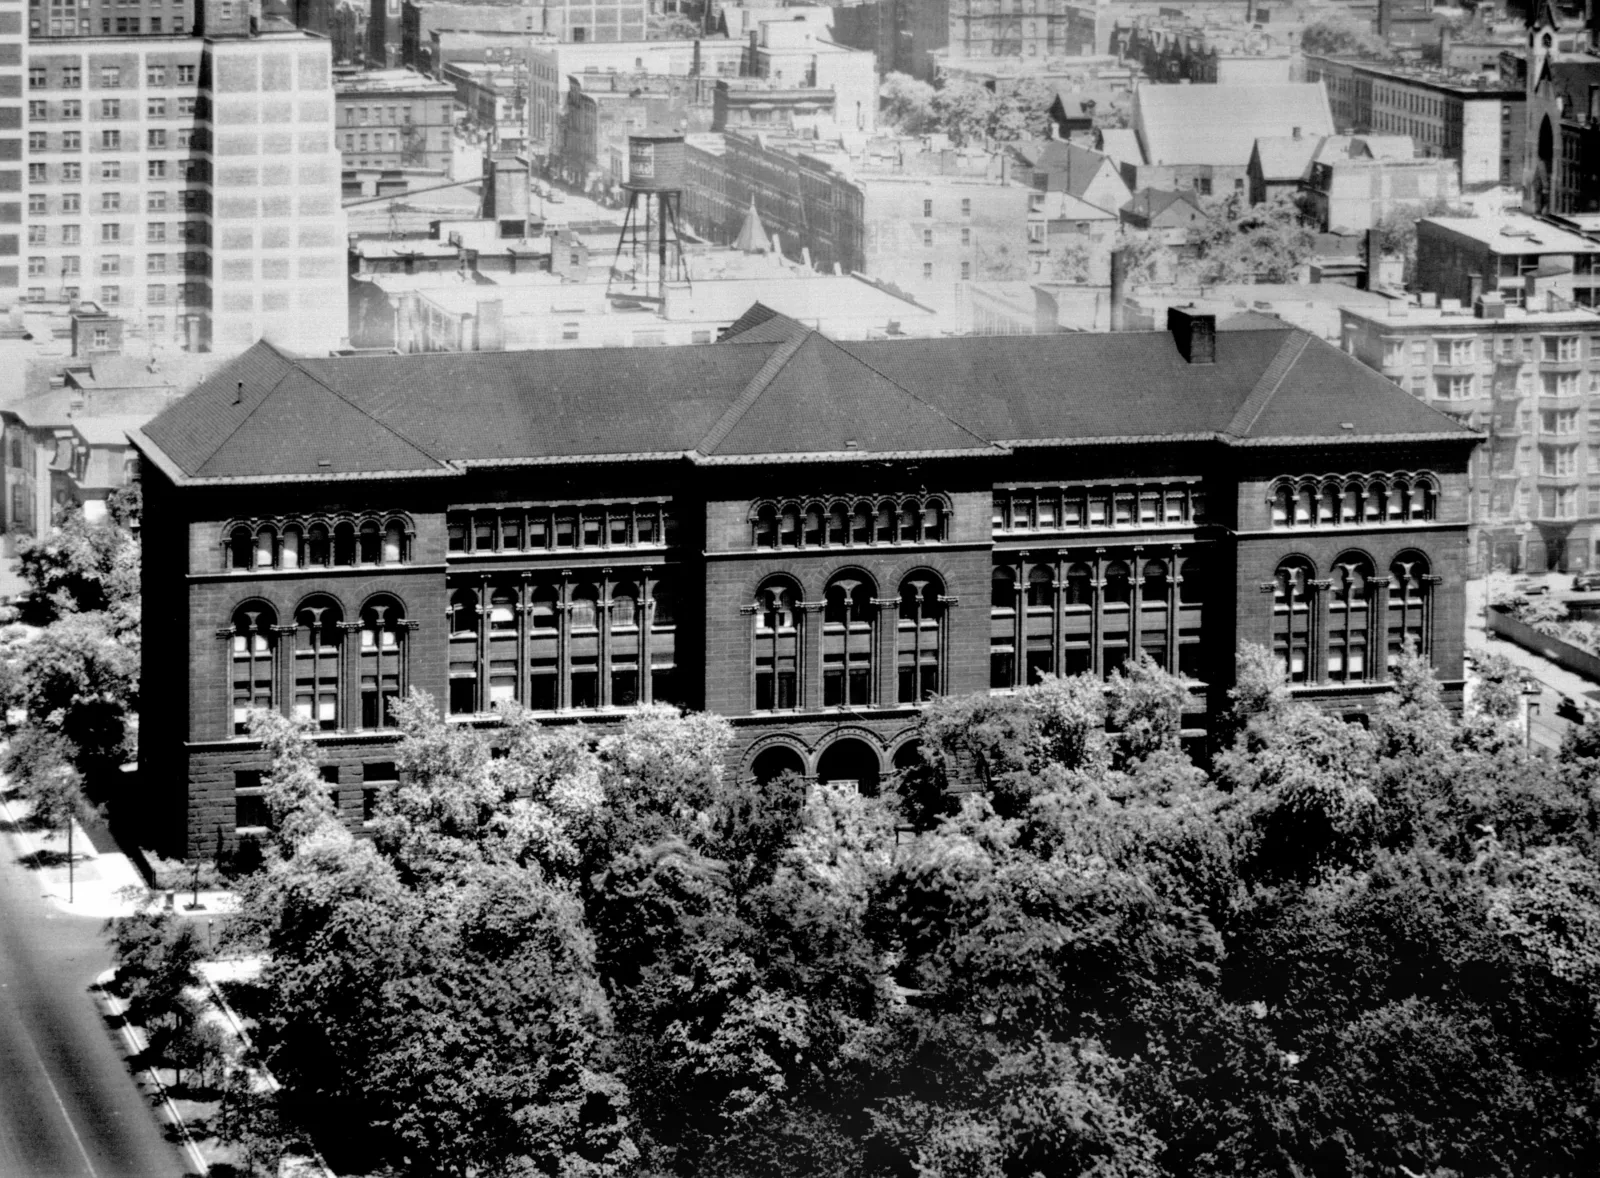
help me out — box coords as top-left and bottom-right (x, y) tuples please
(1308, 579), (1333, 686)
(516, 572), (531, 708)
(938, 594), (959, 694)
(272, 623), (297, 723)
(800, 601), (825, 711)
(1050, 550), (1065, 679)
(340, 620), (363, 731)
(599, 567), (613, 709)
(215, 624), (236, 735)
(1091, 547), (1106, 679)
(1129, 544), (1144, 658)
(1370, 575), (1391, 683)
(557, 569), (573, 711)
(401, 618), (419, 702)
(1258, 580), (1278, 647)
(476, 573), (490, 713)
(873, 595), (899, 706)
(1422, 574), (1443, 659)
(1011, 550), (1028, 688)
(640, 565), (655, 705)
(1167, 545), (1182, 670)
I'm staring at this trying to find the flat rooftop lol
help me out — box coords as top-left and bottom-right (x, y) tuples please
(1343, 302), (1600, 327)
(335, 68), (456, 96)
(1422, 214), (1600, 254)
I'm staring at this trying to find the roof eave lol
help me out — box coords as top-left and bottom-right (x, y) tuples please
(693, 446), (1010, 466)
(1224, 430), (1486, 447)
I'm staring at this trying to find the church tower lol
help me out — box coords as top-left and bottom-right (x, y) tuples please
(1523, 0), (1564, 213)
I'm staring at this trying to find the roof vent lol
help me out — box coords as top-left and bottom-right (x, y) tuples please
(317, 459), (332, 467)
(1167, 305), (1216, 365)
(232, 380), (243, 405)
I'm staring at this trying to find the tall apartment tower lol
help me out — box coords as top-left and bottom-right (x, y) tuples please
(21, 15), (347, 352)
(0, 0), (20, 307)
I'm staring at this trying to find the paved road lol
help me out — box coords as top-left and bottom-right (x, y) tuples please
(0, 826), (189, 1178)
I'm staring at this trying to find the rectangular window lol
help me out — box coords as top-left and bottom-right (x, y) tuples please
(101, 224), (120, 243)
(147, 160), (167, 180)
(177, 65), (196, 85)
(61, 162), (80, 182)
(1436, 375), (1474, 400)
(100, 99), (119, 120)
(28, 68), (46, 90)
(61, 225), (79, 245)
(100, 192), (120, 212)
(99, 68), (121, 88)
(27, 131), (45, 152)
(1544, 335), (1580, 362)
(100, 130), (120, 150)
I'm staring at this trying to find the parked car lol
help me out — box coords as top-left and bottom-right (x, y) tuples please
(1574, 571), (1600, 592)
(1514, 577), (1552, 596)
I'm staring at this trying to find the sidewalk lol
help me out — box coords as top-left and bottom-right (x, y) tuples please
(1467, 572), (1596, 751)
(0, 788), (152, 918)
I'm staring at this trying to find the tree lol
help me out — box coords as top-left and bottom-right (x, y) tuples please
(986, 79), (1055, 143)
(1194, 193), (1316, 284)
(647, 12), (701, 40)
(14, 508), (139, 626)
(930, 80), (995, 147)
(880, 72), (936, 136)
(1372, 197), (1473, 285)
(1300, 17), (1399, 61)
(16, 611), (139, 776)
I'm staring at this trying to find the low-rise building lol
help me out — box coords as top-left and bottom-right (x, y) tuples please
(561, 73), (711, 191)
(1416, 213), (1600, 310)
(1302, 149), (1461, 234)
(333, 68), (457, 174)
(1342, 297), (1600, 573)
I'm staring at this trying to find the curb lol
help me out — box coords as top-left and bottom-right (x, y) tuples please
(94, 968), (210, 1177)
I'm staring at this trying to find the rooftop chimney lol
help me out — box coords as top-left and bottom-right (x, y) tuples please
(1168, 306), (1216, 364)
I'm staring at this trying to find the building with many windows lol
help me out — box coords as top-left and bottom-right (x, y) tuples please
(0, 0), (21, 309)
(23, 28), (349, 353)
(333, 67), (455, 174)
(27, 0), (195, 38)
(132, 306), (1476, 856)
(1416, 212), (1600, 311)
(1342, 297), (1600, 573)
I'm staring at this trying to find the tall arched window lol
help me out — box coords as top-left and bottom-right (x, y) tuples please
(333, 521), (356, 566)
(307, 523), (331, 567)
(651, 580), (678, 705)
(780, 505), (801, 548)
(1142, 558), (1169, 605)
(231, 603), (276, 734)
(991, 565), (1017, 688)
(991, 565), (1017, 611)
(827, 504), (848, 545)
(448, 588), (479, 715)
(1103, 560), (1131, 606)
(358, 520), (381, 564)
(1388, 551), (1431, 666)
(824, 574), (874, 706)
(255, 525), (275, 569)
(1064, 562), (1092, 606)
(1179, 555), (1204, 605)
(852, 503), (872, 545)
(529, 584), (558, 710)
(294, 597), (342, 730)
(359, 596), (405, 729)
(897, 574), (944, 703)
(611, 581), (640, 707)
(229, 525), (252, 570)
(1273, 557), (1315, 684)
(486, 583), (518, 706)
(1027, 564), (1053, 609)
(754, 504), (778, 548)
(383, 521), (405, 563)
(804, 505), (823, 546)
(754, 577), (799, 710)
(280, 526), (301, 570)
(923, 499), (946, 542)
(570, 584), (599, 708)
(1327, 553), (1375, 682)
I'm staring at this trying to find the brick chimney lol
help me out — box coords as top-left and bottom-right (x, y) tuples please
(1168, 306), (1216, 364)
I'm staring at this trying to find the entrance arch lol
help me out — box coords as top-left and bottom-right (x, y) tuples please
(891, 740), (925, 773)
(750, 744), (806, 784)
(815, 737), (881, 796)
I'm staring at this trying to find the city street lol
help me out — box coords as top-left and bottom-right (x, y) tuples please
(0, 819), (188, 1178)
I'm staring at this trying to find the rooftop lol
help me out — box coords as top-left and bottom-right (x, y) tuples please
(1342, 302), (1600, 327)
(1134, 82), (1335, 167)
(133, 306), (1475, 486)
(1421, 214), (1600, 254)
(1304, 53), (1522, 95)
(334, 68), (456, 96)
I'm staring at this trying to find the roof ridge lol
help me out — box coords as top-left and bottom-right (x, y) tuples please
(695, 330), (810, 455)
(290, 357), (451, 469)
(1225, 331), (1312, 438)
(830, 336), (1001, 450)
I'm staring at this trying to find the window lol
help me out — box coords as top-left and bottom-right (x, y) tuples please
(148, 160), (167, 180)
(1435, 337), (1474, 366)
(27, 132), (45, 152)
(100, 99), (120, 119)
(923, 199), (933, 217)
(358, 597), (406, 729)
(1541, 444), (1580, 477)
(61, 67), (81, 89)
(148, 130), (167, 150)
(100, 286), (120, 306)
(148, 223), (166, 242)
(177, 95), (196, 116)
(147, 66), (168, 87)
(101, 224), (120, 243)
(897, 575), (944, 703)
(961, 198), (972, 216)
(61, 131), (80, 151)
(823, 574), (875, 707)
(61, 225), (79, 245)
(923, 262), (933, 279)
(235, 773), (269, 832)
(1544, 335), (1580, 362)
(148, 98), (167, 118)
(100, 192), (120, 212)
(1544, 371), (1580, 397)
(100, 130), (120, 149)
(754, 578), (799, 710)
(28, 68), (45, 90)
(1273, 557), (1315, 683)
(27, 257), (44, 278)
(99, 68), (121, 88)
(100, 161), (120, 181)
(27, 163), (45, 183)
(26, 226), (44, 246)
(231, 604), (276, 733)
(61, 100), (80, 120)
(294, 599), (342, 730)
(1387, 552), (1431, 665)
(177, 65), (196, 85)
(1542, 408), (1580, 435)
(1436, 374), (1474, 400)
(923, 229), (933, 247)
(61, 162), (80, 182)
(1326, 553), (1375, 682)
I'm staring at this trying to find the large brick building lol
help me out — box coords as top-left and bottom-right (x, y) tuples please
(133, 307), (1478, 856)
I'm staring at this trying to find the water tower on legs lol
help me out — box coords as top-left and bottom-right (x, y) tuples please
(608, 135), (691, 303)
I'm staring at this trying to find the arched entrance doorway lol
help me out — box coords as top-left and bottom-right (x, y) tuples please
(750, 744), (806, 784)
(891, 740), (925, 773)
(815, 737), (881, 796)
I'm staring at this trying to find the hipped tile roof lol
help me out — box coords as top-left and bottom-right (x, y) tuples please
(133, 306), (1476, 486)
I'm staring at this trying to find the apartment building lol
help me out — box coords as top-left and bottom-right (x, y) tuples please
(27, 0), (195, 38)
(1416, 214), (1600, 310)
(1302, 54), (1526, 188)
(23, 28), (348, 354)
(333, 67), (456, 173)
(1343, 299), (1600, 573)
(0, 0), (21, 309)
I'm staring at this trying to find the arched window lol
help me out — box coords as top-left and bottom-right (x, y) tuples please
(294, 597), (342, 730)
(1142, 558), (1169, 605)
(924, 499), (946, 542)
(1068, 560), (1094, 608)
(852, 503), (872, 545)
(754, 578), (799, 710)
(1103, 560), (1131, 606)
(1273, 557), (1315, 683)
(1318, 483), (1338, 525)
(333, 521), (356, 566)
(612, 581), (639, 629)
(876, 501), (895, 543)
(255, 525), (275, 569)
(991, 565), (1017, 611)
(754, 504), (778, 548)
(1027, 564), (1053, 609)
(804, 505), (823, 546)
(827, 503), (848, 545)
(358, 520), (381, 564)
(611, 581), (641, 706)
(229, 525), (252, 570)
(897, 574), (944, 702)
(1178, 555), (1203, 605)
(651, 580), (678, 705)
(307, 523), (331, 567)
(1368, 482), (1389, 522)
(570, 583), (598, 631)
(779, 505), (800, 548)
(1388, 551), (1431, 666)
(651, 581), (675, 625)
(448, 588), (479, 715)
(1272, 484), (1292, 526)
(570, 584), (600, 708)
(823, 574), (874, 706)
(280, 526), (301, 570)
(488, 584), (518, 633)
(899, 500), (920, 543)
(1393, 479), (1412, 521)
(230, 603), (275, 734)
(1327, 553), (1375, 682)
(528, 584), (558, 710)
(483, 586), (516, 707)
(1415, 479), (1437, 521)
(383, 521), (405, 563)
(1341, 483), (1360, 523)
(1295, 486), (1313, 525)
(359, 596), (405, 729)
